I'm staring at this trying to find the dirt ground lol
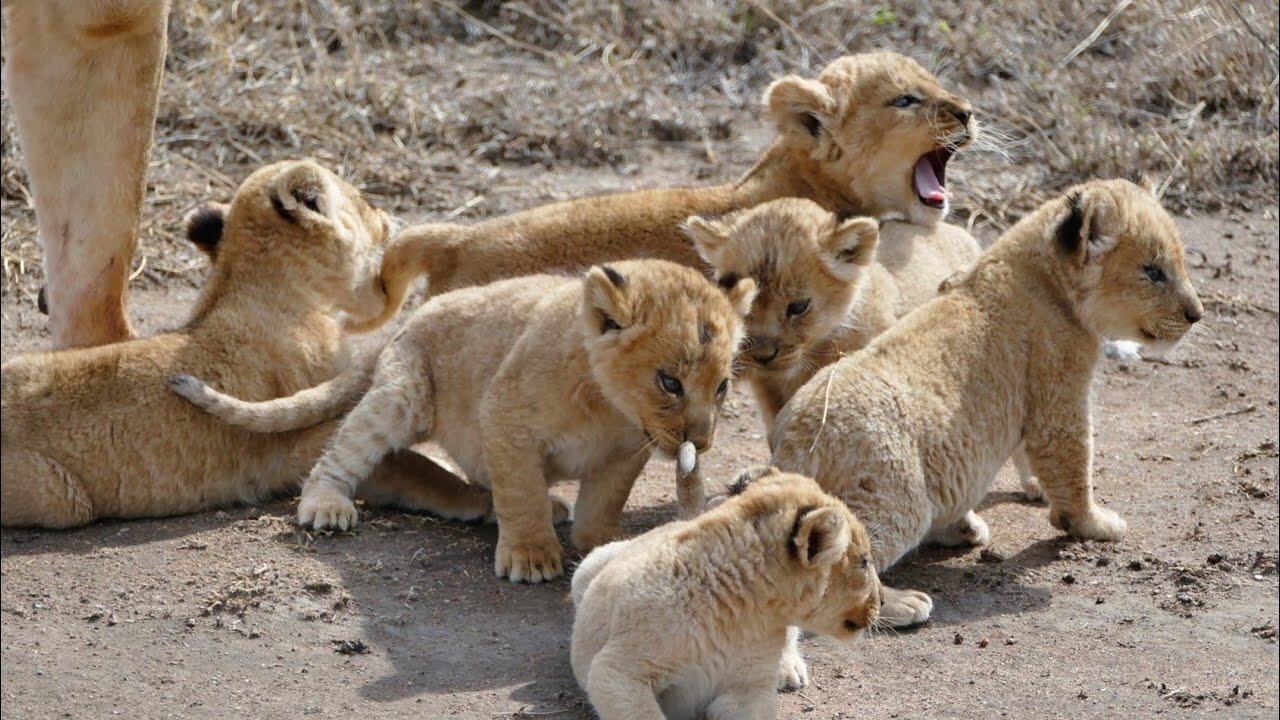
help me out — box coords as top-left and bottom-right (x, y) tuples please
(2, 3), (1278, 718)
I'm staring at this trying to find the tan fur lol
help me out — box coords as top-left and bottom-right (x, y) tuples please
(3, 0), (171, 348)
(685, 199), (983, 430)
(0, 160), (415, 528)
(770, 179), (1204, 626)
(570, 467), (880, 720)
(347, 51), (977, 332)
(173, 260), (755, 583)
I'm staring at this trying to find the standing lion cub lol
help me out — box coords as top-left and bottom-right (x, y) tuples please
(771, 179), (1204, 626)
(172, 260), (754, 583)
(570, 466), (880, 720)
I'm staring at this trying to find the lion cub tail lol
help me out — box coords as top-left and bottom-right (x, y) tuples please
(168, 352), (378, 434)
(342, 223), (459, 334)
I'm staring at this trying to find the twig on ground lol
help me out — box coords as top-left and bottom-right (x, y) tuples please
(1185, 404), (1257, 425)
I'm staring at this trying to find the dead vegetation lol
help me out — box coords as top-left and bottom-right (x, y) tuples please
(2, 0), (1276, 299)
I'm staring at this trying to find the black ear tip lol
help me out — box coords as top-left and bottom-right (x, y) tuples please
(600, 265), (627, 289)
(1055, 191), (1084, 254)
(717, 272), (742, 290)
(186, 205), (226, 250)
(727, 465), (779, 496)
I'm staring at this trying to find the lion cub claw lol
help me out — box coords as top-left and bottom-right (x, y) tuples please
(496, 532), (565, 583)
(777, 627), (810, 691)
(298, 488), (359, 531)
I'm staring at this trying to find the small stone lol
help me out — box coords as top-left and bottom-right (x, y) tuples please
(953, 632), (964, 645)
(1128, 559), (1145, 571)
(1005, 637), (1017, 645)
(1095, 557), (1111, 567)
(1061, 573), (1077, 585)
(978, 638), (989, 648)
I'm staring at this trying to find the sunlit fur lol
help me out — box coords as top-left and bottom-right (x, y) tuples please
(345, 51), (978, 333)
(570, 468), (880, 720)
(771, 179), (1202, 628)
(172, 260), (754, 584)
(1, 160), (394, 528)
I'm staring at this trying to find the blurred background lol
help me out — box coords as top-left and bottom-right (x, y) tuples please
(3, 0), (1277, 303)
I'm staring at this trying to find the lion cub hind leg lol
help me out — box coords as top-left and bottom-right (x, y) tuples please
(878, 585), (935, 628)
(298, 345), (433, 531)
(928, 510), (991, 548)
(1, 448), (95, 529)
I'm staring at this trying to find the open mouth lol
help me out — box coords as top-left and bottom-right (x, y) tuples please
(913, 147), (953, 209)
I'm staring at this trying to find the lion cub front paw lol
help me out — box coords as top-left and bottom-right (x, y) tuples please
(777, 641), (810, 691)
(495, 532), (564, 583)
(878, 586), (934, 628)
(1053, 504), (1127, 542)
(932, 511), (991, 548)
(298, 488), (359, 531)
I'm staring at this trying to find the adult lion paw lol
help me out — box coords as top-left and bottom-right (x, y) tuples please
(878, 586), (934, 628)
(1053, 504), (1127, 542)
(298, 488), (359, 531)
(495, 532), (564, 583)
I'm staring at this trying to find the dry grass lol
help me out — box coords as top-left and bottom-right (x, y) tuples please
(2, 0), (1276, 299)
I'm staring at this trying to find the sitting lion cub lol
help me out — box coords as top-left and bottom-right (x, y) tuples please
(771, 179), (1204, 626)
(173, 260), (754, 583)
(570, 466), (880, 720)
(0, 159), (427, 528)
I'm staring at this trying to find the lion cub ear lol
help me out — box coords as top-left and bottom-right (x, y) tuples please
(821, 215), (879, 280)
(790, 505), (851, 569)
(183, 203), (230, 259)
(584, 265), (632, 334)
(269, 160), (336, 225)
(1053, 188), (1117, 265)
(682, 215), (731, 266)
(765, 75), (836, 144)
(716, 273), (758, 319)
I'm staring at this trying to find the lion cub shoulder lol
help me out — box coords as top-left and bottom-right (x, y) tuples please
(570, 466), (880, 720)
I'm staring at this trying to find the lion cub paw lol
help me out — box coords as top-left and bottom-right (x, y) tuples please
(1054, 504), (1127, 542)
(932, 511), (991, 548)
(878, 586), (934, 628)
(777, 632), (810, 691)
(1020, 474), (1045, 502)
(298, 489), (359, 531)
(495, 532), (564, 583)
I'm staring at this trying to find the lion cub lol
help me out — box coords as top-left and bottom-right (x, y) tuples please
(174, 260), (754, 583)
(571, 466), (880, 720)
(1, 160), (400, 528)
(771, 179), (1204, 626)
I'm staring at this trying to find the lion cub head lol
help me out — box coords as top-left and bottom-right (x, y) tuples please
(684, 199), (879, 371)
(1050, 178), (1204, 355)
(767, 51), (976, 226)
(721, 466), (881, 637)
(581, 259), (756, 455)
(183, 159), (393, 316)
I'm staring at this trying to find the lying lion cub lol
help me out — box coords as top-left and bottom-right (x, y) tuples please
(173, 260), (754, 583)
(771, 179), (1204, 626)
(347, 50), (977, 331)
(0, 160), (457, 528)
(570, 466), (880, 720)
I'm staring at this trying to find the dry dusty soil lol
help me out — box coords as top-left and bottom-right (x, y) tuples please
(2, 144), (1278, 718)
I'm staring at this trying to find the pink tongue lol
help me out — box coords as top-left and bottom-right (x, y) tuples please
(914, 157), (947, 203)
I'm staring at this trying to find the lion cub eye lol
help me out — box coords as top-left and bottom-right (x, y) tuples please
(1143, 264), (1167, 284)
(787, 299), (811, 318)
(657, 371), (684, 397)
(716, 378), (729, 396)
(889, 94), (920, 108)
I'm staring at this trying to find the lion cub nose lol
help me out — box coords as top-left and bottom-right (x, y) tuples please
(1185, 307), (1203, 324)
(952, 108), (972, 126)
(750, 340), (779, 364)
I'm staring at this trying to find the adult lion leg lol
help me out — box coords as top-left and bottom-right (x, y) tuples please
(3, 0), (170, 348)
(1, 447), (95, 529)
